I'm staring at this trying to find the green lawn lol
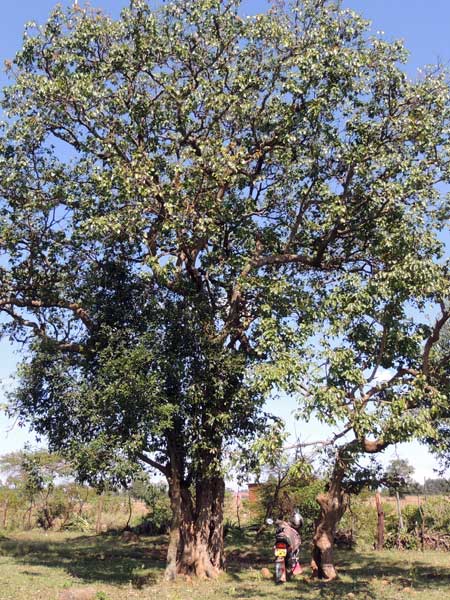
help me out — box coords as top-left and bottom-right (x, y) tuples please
(0, 530), (449, 599)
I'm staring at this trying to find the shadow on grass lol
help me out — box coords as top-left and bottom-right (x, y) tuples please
(341, 549), (450, 593)
(217, 570), (378, 600)
(226, 544), (450, 599)
(0, 532), (167, 586)
(1, 531), (449, 597)
(227, 580), (379, 600)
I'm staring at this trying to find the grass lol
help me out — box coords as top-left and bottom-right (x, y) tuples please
(0, 529), (449, 600)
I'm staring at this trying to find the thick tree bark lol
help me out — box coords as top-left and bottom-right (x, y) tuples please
(203, 475), (225, 571)
(165, 448), (225, 580)
(165, 468), (185, 581)
(311, 461), (348, 580)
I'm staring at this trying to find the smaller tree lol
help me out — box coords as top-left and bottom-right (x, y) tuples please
(0, 486), (21, 530)
(423, 312), (450, 472)
(21, 453), (47, 529)
(298, 289), (450, 579)
(384, 458), (416, 498)
(0, 449), (72, 529)
(257, 458), (320, 537)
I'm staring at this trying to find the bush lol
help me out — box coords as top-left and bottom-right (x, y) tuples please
(384, 530), (419, 550)
(36, 490), (70, 529)
(340, 493), (377, 548)
(421, 496), (450, 533)
(386, 496), (450, 536)
(339, 492), (399, 549)
(380, 495), (450, 552)
(401, 504), (422, 533)
(258, 473), (324, 538)
(61, 515), (91, 532)
(132, 481), (171, 534)
(292, 480), (325, 538)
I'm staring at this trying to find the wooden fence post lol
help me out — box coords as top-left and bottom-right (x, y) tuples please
(375, 491), (384, 550)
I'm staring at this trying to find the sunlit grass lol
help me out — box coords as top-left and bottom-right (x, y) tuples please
(0, 529), (449, 599)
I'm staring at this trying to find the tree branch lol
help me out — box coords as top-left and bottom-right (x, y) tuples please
(422, 306), (450, 377)
(0, 296), (93, 330)
(138, 453), (169, 477)
(0, 306), (85, 354)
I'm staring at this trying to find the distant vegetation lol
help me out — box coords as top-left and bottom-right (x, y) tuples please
(0, 449), (170, 534)
(2, 448), (450, 554)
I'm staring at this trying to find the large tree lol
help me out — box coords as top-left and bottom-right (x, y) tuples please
(1, 0), (450, 578)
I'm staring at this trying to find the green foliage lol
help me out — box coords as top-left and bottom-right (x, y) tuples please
(291, 480), (325, 538)
(382, 496), (450, 548)
(0, 486), (22, 531)
(401, 504), (422, 532)
(258, 464), (324, 537)
(384, 530), (420, 550)
(1, 1), (450, 559)
(419, 497), (450, 534)
(35, 495), (67, 530)
(339, 493), (395, 549)
(423, 478), (450, 494)
(61, 514), (91, 532)
(425, 317), (450, 467)
(132, 479), (171, 534)
(0, 449), (143, 533)
(20, 453), (46, 503)
(231, 421), (289, 483)
(384, 458), (416, 497)
(0, 449), (71, 486)
(0, 448), (75, 529)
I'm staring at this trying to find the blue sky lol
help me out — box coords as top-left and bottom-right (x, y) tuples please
(1, 0), (449, 74)
(0, 1), (449, 481)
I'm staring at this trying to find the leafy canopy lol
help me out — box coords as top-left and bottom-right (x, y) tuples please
(1, 0), (449, 484)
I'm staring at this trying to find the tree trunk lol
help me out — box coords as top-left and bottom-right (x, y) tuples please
(395, 491), (404, 530)
(24, 501), (33, 530)
(165, 466), (186, 581)
(2, 499), (8, 529)
(203, 475), (225, 571)
(42, 506), (53, 529)
(125, 492), (133, 530)
(95, 494), (104, 534)
(311, 462), (348, 580)
(375, 492), (384, 550)
(418, 496), (425, 552)
(42, 489), (53, 529)
(165, 464), (225, 580)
